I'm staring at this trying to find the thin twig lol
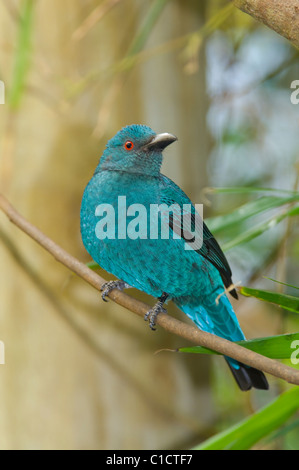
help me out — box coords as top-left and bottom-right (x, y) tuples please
(0, 226), (200, 430)
(1, 193), (299, 385)
(72, 0), (123, 42)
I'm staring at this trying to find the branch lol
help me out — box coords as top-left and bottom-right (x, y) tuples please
(1, 193), (299, 385)
(234, 0), (299, 48)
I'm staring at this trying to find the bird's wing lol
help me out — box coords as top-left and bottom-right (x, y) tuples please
(159, 175), (238, 299)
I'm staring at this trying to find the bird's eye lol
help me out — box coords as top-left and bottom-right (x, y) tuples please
(124, 140), (134, 151)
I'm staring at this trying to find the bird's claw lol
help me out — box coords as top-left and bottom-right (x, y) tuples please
(100, 280), (131, 302)
(144, 301), (167, 331)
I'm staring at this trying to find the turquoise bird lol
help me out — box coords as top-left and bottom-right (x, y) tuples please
(80, 124), (268, 391)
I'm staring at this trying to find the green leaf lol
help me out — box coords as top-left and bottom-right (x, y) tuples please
(266, 417), (299, 443)
(195, 387), (299, 450)
(207, 195), (299, 234)
(179, 332), (299, 359)
(204, 187), (299, 250)
(126, 0), (170, 57)
(264, 277), (299, 291)
(221, 205), (299, 252)
(86, 260), (101, 270)
(240, 286), (299, 314)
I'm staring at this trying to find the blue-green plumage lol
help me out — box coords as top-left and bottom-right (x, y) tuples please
(80, 124), (268, 391)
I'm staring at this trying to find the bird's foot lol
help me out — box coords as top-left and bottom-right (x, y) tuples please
(101, 280), (131, 302)
(144, 293), (169, 331)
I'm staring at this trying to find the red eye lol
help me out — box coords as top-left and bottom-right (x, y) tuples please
(124, 140), (134, 151)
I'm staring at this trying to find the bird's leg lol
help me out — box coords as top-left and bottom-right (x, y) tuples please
(101, 280), (131, 302)
(144, 292), (169, 331)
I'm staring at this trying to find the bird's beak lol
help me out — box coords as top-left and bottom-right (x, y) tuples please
(144, 133), (177, 151)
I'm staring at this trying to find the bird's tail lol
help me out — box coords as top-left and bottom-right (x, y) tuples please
(225, 358), (269, 391)
(174, 292), (269, 391)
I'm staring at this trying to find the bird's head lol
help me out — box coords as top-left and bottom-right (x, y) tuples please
(96, 124), (177, 176)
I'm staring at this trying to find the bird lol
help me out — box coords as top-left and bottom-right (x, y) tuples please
(80, 124), (269, 391)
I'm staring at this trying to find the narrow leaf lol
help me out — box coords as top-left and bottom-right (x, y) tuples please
(179, 332), (299, 359)
(207, 195), (299, 233)
(264, 277), (299, 291)
(240, 286), (299, 314)
(221, 206), (299, 252)
(195, 387), (299, 450)
(126, 0), (170, 57)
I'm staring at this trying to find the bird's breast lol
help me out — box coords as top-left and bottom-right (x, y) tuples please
(80, 170), (161, 252)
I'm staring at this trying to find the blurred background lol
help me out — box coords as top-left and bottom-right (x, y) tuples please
(0, 0), (298, 450)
